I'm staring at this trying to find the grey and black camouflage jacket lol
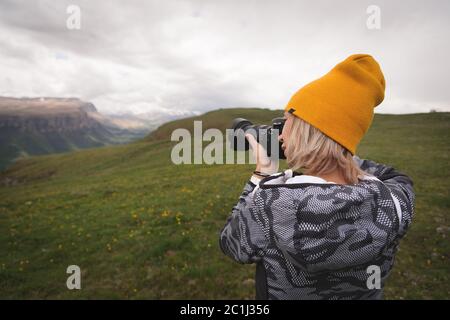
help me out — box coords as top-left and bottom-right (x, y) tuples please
(219, 156), (415, 300)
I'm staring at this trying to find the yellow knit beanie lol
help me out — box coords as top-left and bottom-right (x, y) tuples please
(284, 54), (385, 155)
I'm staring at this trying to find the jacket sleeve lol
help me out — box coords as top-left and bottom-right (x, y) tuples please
(353, 155), (416, 235)
(219, 180), (269, 264)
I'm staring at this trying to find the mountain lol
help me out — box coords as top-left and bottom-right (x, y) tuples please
(0, 110), (448, 298)
(113, 109), (201, 132)
(0, 97), (152, 170)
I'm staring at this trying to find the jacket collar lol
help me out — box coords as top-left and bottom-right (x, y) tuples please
(260, 169), (381, 187)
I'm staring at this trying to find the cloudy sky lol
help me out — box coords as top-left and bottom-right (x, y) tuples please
(0, 0), (449, 116)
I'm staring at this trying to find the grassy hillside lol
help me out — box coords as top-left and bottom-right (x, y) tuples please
(0, 109), (449, 299)
(147, 107), (282, 140)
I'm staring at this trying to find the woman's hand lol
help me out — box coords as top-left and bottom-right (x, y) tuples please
(245, 133), (279, 175)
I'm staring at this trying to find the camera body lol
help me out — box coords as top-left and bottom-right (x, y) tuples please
(229, 117), (286, 159)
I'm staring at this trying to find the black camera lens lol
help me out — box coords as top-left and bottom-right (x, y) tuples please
(229, 117), (286, 159)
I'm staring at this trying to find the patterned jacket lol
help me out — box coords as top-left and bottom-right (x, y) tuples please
(219, 156), (415, 299)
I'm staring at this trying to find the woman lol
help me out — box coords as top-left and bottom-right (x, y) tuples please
(219, 54), (415, 300)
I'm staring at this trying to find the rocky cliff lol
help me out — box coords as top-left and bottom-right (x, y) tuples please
(0, 97), (151, 170)
(0, 97), (104, 132)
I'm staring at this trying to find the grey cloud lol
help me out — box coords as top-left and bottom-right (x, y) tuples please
(0, 0), (448, 115)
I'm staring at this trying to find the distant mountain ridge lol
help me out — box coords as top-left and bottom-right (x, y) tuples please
(0, 97), (102, 132)
(0, 97), (154, 170)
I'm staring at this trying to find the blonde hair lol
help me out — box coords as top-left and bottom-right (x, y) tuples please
(284, 116), (370, 185)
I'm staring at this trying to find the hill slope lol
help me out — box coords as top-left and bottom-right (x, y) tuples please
(147, 107), (283, 141)
(0, 111), (448, 299)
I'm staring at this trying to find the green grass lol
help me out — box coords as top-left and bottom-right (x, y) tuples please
(0, 109), (449, 299)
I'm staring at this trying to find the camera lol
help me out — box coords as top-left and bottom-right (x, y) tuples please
(229, 117), (286, 159)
